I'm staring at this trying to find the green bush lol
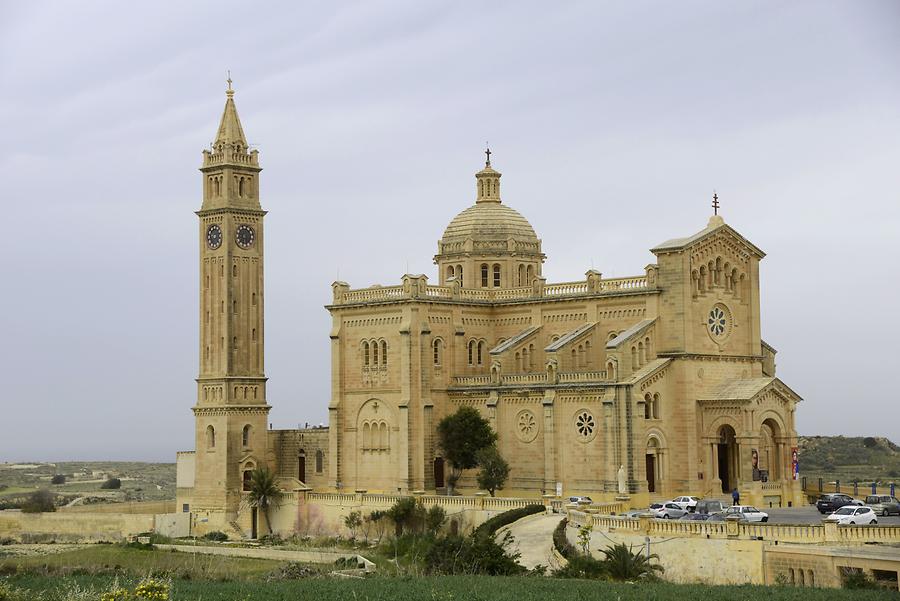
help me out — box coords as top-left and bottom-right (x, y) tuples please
(20, 490), (56, 513)
(201, 531), (229, 542)
(100, 478), (122, 490)
(425, 506), (447, 535)
(552, 518), (576, 560)
(600, 542), (663, 581)
(387, 497), (426, 536)
(555, 553), (607, 579)
(425, 531), (524, 575)
(841, 567), (879, 589)
(473, 504), (544, 538)
(50, 475), (66, 485)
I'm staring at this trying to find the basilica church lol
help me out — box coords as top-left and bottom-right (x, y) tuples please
(177, 85), (805, 530)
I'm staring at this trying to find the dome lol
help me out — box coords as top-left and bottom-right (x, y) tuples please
(441, 202), (539, 244)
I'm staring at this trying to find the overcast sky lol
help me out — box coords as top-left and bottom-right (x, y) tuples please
(1, 1), (898, 462)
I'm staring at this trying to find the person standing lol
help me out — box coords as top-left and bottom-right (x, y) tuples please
(732, 488), (740, 506)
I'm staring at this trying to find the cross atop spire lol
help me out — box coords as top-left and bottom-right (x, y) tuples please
(712, 191), (720, 215)
(213, 74), (247, 150)
(485, 142), (491, 167)
(226, 70), (233, 96)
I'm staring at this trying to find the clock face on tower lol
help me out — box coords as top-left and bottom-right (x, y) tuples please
(235, 224), (255, 249)
(206, 224), (222, 249)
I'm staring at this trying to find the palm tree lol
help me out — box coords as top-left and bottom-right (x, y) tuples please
(247, 467), (283, 536)
(600, 542), (664, 581)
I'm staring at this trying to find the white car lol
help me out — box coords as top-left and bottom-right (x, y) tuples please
(722, 505), (769, 522)
(650, 502), (689, 519)
(823, 505), (878, 525)
(670, 496), (701, 511)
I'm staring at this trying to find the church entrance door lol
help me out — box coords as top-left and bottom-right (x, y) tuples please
(433, 457), (445, 489)
(298, 453), (306, 483)
(645, 455), (656, 493)
(717, 425), (737, 493)
(251, 507), (258, 539)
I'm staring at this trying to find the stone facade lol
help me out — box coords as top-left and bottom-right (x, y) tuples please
(178, 86), (805, 533)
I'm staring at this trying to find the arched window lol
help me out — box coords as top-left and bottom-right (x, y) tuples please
(477, 340), (485, 366)
(381, 341), (388, 366)
(206, 425), (215, 449)
(699, 266), (707, 292)
(584, 341), (591, 366)
(529, 343), (535, 369)
(457, 265), (463, 286)
(239, 177), (245, 197)
(233, 300), (238, 313)
(653, 393), (660, 419)
(492, 264), (501, 287)
(638, 341), (645, 365)
(252, 328), (257, 342)
(373, 341), (379, 366)
(232, 264), (238, 277)
(631, 346), (638, 370)
(518, 264), (525, 286)
(447, 265), (455, 280)
(481, 264), (489, 287)
(242, 424), (252, 447)
(433, 338), (443, 366)
(644, 393), (652, 419)
(521, 347), (528, 372)
(252, 292), (257, 305)
(526, 265), (534, 283)
(379, 422), (389, 449)
(362, 341), (370, 366)
(315, 450), (324, 473)
(644, 337), (651, 360)
(515, 352), (521, 372)
(242, 469), (252, 491)
(607, 360), (615, 380)
(468, 340), (475, 365)
(362, 422), (372, 449)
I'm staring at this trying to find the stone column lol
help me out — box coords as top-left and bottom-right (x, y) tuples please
(542, 392), (557, 493)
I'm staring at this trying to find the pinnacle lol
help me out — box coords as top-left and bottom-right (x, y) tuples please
(214, 89), (247, 148)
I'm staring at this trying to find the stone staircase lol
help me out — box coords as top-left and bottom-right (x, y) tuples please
(227, 519), (248, 540)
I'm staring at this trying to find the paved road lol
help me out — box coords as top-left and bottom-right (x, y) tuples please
(764, 505), (900, 525)
(498, 513), (563, 570)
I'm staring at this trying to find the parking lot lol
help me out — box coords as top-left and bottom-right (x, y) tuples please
(763, 504), (900, 525)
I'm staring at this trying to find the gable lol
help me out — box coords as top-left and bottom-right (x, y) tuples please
(652, 222), (765, 260)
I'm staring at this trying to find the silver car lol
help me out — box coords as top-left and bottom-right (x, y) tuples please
(650, 502), (689, 519)
(864, 495), (900, 517)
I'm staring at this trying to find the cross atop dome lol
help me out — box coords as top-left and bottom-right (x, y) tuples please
(476, 147), (501, 203)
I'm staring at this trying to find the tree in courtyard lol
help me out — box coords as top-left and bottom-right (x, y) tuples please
(437, 406), (497, 494)
(476, 445), (510, 497)
(50, 474), (66, 485)
(343, 510), (363, 540)
(247, 467), (283, 536)
(100, 477), (121, 489)
(425, 505), (447, 535)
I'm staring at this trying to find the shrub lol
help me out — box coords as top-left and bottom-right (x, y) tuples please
(387, 497), (426, 536)
(841, 567), (879, 589)
(100, 478), (122, 490)
(425, 531), (524, 575)
(425, 505), (447, 535)
(552, 518), (576, 559)
(266, 562), (316, 581)
(599, 542), (663, 581)
(343, 510), (363, 539)
(201, 531), (228, 542)
(473, 504), (544, 538)
(50, 474), (66, 485)
(21, 489), (56, 513)
(554, 553), (607, 579)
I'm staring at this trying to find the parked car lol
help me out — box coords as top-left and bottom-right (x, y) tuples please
(696, 499), (726, 514)
(864, 495), (900, 517)
(707, 511), (747, 522)
(670, 496), (701, 512)
(816, 493), (861, 514)
(722, 505), (769, 522)
(621, 510), (645, 518)
(679, 512), (712, 521)
(568, 496), (593, 504)
(823, 505), (878, 525)
(650, 502), (689, 519)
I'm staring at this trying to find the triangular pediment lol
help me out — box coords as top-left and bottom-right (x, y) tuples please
(697, 377), (802, 405)
(652, 221), (765, 260)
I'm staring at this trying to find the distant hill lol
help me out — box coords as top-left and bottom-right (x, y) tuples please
(799, 436), (900, 483)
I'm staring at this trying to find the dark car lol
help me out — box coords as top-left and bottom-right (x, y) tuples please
(696, 499), (726, 514)
(816, 493), (861, 514)
(707, 511), (747, 522)
(679, 512), (712, 521)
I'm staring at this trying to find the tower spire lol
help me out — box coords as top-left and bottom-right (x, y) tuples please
(475, 146), (501, 203)
(213, 74), (247, 151)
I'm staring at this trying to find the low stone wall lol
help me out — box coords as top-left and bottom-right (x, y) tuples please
(0, 510), (155, 542)
(61, 500), (176, 515)
(567, 510), (900, 588)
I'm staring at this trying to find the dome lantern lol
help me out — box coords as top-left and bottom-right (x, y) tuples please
(475, 145), (501, 203)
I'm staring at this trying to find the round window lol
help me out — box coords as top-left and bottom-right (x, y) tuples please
(515, 410), (539, 443)
(574, 410), (596, 442)
(707, 303), (732, 340)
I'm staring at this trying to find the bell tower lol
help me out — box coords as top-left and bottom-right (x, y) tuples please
(192, 79), (270, 521)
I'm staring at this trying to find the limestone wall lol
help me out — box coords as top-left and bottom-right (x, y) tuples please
(0, 511), (154, 542)
(61, 500), (176, 514)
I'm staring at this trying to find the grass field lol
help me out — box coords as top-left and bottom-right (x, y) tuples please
(1, 547), (897, 600)
(3, 573), (898, 601)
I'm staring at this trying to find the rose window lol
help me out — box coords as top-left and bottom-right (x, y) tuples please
(516, 410), (538, 443)
(574, 410), (596, 442)
(707, 304), (731, 339)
